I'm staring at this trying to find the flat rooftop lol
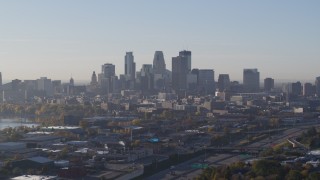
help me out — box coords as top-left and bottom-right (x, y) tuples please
(11, 175), (57, 180)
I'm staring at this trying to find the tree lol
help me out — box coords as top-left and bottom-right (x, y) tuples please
(12, 167), (22, 176)
(132, 140), (141, 147)
(308, 172), (320, 180)
(229, 161), (245, 171)
(161, 110), (172, 119)
(132, 119), (141, 125)
(208, 127), (214, 132)
(79, 120), (88, 129)
(197, 167), (216, 180)
(286, 170), (302, 180)
(252, 160), (283, 177)
(306, 127), (317, 137)
(269, 118), (280, 128)
(223, 127), (230, 135)
(259, 147), (274, 157)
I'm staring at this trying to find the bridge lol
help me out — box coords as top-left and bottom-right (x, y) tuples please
(206, 146), (265, 154)
(287, 137), (308, 150)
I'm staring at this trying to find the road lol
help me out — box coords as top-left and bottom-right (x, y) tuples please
(144, 154), (206, 180)
(172, 127), (311, 180)
(146, 125), (319, 179)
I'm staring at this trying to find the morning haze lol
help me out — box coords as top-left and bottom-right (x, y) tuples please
(2, 1), (320, 180)
(1, 1), (319, 82)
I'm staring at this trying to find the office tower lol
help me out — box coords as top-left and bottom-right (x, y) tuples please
(283, 82), (302, 100)
(141, 64), (153, 76)
(139, 64), (154, 93)
(125, 52), (136, 80)
(101, 63), (115, 78)
(0, 72), (2, 90)
(191, 69), (199, 80)
(69, 77), (74, 86)
(90, 71), (98, 86)
(315, 76), (320, 97)
(316, 77), (320, 97)
(198, 69), (215, 95)
(179, 50), (191, 71)
(52, 80), (62, 94)
(11, 79), (22, 91)
(264, 78), (274, 92)
(172, 55), (189, 93)
(218, 74), (230, 92)
(37, 77), (53, 96)
(24, 80), (37, 91)
(303, 83), (315, 97)
(291, 82), (302, 96)
(153, 51), (166, 74)
(23, 80), (36, 102)
(243, 69), (260, 92)
(187, 73), (198, 93)
(100, 63), (116, 94)
(100, 76), (119, 94)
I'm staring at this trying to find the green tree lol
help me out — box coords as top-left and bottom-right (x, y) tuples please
(132, 119), (141, 125)
(252, 160), (283, 177)
(12, 167), (22, 176)
(223, 127), (230, 135)
(269, 118), (280, 128)
(286, 170), (302, 180)
(197, 167), (216, 180)
(306, 127), (317, 137)
(308, 172), (320, 180)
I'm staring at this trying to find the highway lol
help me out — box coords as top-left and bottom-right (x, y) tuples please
(145, 124), (319, 180)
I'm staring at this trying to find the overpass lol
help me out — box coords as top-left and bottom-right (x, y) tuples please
(206, 146), (264, 154)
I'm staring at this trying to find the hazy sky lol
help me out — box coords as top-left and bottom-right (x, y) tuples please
(1, 0), (320, 83)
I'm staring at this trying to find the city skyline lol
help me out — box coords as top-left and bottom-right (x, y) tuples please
(1, 1), (320, 81)
(1, 49), (318, 85)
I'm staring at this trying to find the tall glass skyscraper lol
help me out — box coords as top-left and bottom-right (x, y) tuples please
(198, 69), (215, 95)
(172, 55), (189, 92)
(179, 50), (191, 72)
(243, 69), (260, 92)
(125, 52), (136, 80)
(315, 76), (320, 97)
(101, 63), (115, 78)
(153, 51), (166, 74)
(264, 77), (274, 92)
(0, 72), (2, 90)
(218, 74), (230, 92)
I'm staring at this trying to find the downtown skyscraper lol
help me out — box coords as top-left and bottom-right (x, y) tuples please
(218, 74), (230, 92)
(125, 52), (136, 81)
(243, 69), (260, 92)
(100, 63), (117, 94)
(179, 50), (192, 72)
(101, 63), (116, 78)
(198, 69), (215, 95)
(315, 76), (320, 97)
(153, 51), (166, 74)
(264, 78), (274, 92)
(172, 52), (190, 94)
(0, 72), (2, 91)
